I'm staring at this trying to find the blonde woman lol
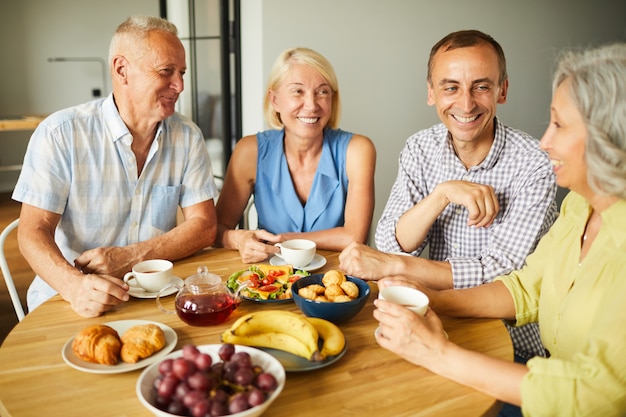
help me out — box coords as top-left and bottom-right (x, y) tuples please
(216, 47), (376, 263)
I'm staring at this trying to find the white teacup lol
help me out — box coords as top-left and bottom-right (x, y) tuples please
(378, 286), (429, 316)
(123, 259), (173, 293)
(274, 239), (316, 268)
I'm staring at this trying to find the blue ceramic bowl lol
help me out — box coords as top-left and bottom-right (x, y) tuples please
(291, 274), (370, 324)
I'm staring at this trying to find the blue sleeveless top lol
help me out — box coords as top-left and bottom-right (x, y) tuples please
(254, 128), (352, 233)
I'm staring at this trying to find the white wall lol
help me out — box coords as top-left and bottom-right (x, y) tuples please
(241, 0), (626, 242)
(0, 0), (159, 114)
(1, 1), (625, 229)
(0, 0), (158, 191)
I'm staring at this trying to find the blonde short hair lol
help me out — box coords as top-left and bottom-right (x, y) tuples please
(263, 47), (341, 130)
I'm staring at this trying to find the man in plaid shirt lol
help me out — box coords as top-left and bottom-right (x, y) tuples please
(339, 30), (558, 363)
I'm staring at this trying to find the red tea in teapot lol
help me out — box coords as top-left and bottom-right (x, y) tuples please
(175, 293), (237, 326)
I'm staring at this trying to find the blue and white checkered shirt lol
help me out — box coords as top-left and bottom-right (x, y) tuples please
(376, 118), (558, 359)
(13, 94), (218, 309)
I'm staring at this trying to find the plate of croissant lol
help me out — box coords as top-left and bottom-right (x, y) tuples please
(62, 320), (177, 374)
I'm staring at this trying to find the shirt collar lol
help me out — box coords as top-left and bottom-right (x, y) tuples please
(442, 117), (505, 171)
(103, 93), (165, 144)
(481, 117), (506, 170)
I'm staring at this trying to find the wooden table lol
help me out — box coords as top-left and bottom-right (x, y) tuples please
(0, 116), (45, 132)
(0, 115), (45, 174)
(0, 248), (512, 417)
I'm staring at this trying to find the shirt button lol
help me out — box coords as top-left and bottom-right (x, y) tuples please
(463, 175), (470, 181)
(456, 209), (462, 214)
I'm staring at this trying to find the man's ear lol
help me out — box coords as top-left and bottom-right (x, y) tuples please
(498, 79), (509, 104)
(112, 56), (127, 81)
(426, 82), (435, 106)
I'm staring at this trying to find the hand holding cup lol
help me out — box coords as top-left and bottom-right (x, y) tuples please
(123, 259), (174, 293)
(378, 286), (430, 316)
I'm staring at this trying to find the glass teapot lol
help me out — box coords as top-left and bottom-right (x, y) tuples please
(157, 266), (247, 326)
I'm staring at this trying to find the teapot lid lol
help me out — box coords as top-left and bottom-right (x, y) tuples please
(186, 265), (222, 287)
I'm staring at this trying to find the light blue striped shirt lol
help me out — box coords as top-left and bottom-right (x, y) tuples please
(13, 94), (218, 308)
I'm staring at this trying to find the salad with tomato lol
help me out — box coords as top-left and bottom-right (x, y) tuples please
(227, 264), (310, 301)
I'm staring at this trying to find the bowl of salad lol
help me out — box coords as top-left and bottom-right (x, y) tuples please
(226, 265), (310, 303)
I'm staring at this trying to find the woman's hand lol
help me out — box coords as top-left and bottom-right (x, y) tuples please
(373, 297), (450, 371)
(235, 229), (281, 263)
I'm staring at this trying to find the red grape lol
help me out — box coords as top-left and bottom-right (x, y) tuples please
(183, 390), (205, 409)
(195, 352), (213, 371)
(191, 399), (210, 417)
(247, 388), (266, 407)
(172, 357), (196, 379)
(228, 392), (250, 413)
(158, 358), (174, 375)
(151, 344), (279, 416)
(230, 351), (252, 368)
(182, 344), (200, 361)
(188, 371), (211, 391)
(233, 367), (255, 386)
(173, 381), (191, 401)
(218, 343), (235, 361)
(254, 372), (278, 392)
(157, 375), (179, 399)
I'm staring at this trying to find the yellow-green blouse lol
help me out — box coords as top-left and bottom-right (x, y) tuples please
(497, 192), (626, 416)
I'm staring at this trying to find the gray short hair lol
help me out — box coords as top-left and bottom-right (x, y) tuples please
(108, 15), (178, 66)
(553, 43), (626, 199)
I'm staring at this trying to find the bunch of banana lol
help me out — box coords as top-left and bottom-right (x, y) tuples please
(221, 310), (345, 362)
(305, 317), (346, 358)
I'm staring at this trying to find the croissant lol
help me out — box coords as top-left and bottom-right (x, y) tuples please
(72, 324), (122, 365)
(120, 324), (166, 364)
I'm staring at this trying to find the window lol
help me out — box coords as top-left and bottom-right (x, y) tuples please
(163, 0), (241, 179)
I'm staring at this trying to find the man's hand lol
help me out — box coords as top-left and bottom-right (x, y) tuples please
(67, 273), (129, 318)
(74, 246), (136, 277)
(435, 180), (500, 227)
(339, 242), (398, 280)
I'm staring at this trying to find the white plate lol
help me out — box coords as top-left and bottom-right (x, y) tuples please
(127, 276), (183, 299)
(62, 320), (178, 374)
(269, 254), (327, 271)
(137, 345), (286, 417)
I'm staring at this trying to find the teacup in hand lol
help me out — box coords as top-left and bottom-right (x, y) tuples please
(274, 239), (316, 268)
(123, 259), (173, 293)
(378, 286), (429, 316)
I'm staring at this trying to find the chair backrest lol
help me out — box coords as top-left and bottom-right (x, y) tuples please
(0, 219), (26, 321)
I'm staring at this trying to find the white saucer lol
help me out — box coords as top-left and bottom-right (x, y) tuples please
(269, 254), (327, 271)
(127, 276), (183, 299)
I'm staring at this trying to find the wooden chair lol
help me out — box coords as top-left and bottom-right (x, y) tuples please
(0, 219), (26, 321)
